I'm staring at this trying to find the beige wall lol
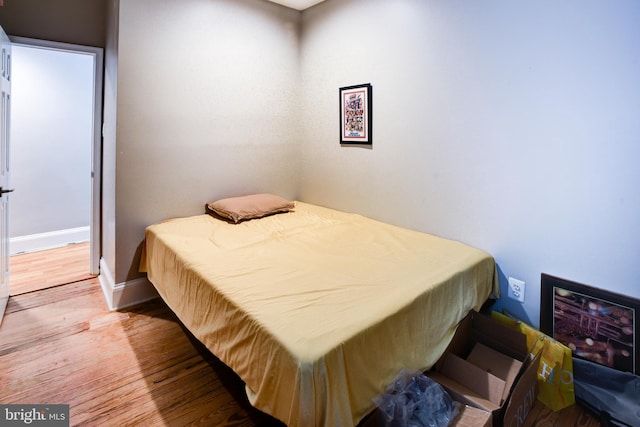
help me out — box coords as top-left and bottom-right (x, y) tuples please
(102, 0), (119, 276)
(0, 0), (106, 47)
(112, 0), (301, 282)
(299, 0), (640, 326)
(2, 0), (302, 285)
(6, 0), (639, 326)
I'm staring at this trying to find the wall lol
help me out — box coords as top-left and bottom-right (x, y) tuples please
(111, 0), (301, 283)
(0, 0), (109, 264)
(3, 0), (638, 322)
(9, 45), (92, 252)
(102, 0), (119, 277)
(299, 0), (640, 326)
(0, 0), (106, 47)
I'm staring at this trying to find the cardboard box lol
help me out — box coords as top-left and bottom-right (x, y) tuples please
(428, 310), (540, 427)
(450, 404), (492, 427)
(467, 342), (523, 403)
(439, 342), (523, 407)
(360, 400), (491, 427)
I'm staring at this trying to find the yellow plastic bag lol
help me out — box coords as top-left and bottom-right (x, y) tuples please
(492, 310), (575, 411)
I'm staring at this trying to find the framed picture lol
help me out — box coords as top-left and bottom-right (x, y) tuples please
(339, 83), (372, 145)
(540, 273), (638, 374)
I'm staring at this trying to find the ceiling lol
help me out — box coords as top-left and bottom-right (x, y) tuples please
(265, 0), (326, 11)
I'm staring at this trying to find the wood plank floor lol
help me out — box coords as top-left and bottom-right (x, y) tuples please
(0, 246), (601, 426)
(1, 278), (285, 426)
(10, 242), (94, 295)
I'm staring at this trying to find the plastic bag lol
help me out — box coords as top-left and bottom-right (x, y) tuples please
(573, 357), (640, 426)
(373, 369), (459, 427)
(492, 310), (575, 411)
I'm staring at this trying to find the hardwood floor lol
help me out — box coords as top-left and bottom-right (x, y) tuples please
(0, 246), (601, 426)
(1, 278), (284, 426)
(10, 242), (94, 295)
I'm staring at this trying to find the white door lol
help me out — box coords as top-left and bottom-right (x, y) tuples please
(0, 26), (12, 324)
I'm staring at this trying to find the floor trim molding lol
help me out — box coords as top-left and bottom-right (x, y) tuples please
(10, 226), (90, 255)
(98, 258), (158, 311)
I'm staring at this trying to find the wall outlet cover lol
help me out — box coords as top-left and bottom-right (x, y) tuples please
(508, 277), (525, 303)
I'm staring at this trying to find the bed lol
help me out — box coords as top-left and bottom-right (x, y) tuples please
(140, 197), (499, 427)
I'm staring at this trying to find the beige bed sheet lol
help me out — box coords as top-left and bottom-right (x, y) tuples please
(141, 202), (499, 427)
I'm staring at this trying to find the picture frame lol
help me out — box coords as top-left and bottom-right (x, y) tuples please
(339, 83), (372, 145)
(540, 273), (638, 374)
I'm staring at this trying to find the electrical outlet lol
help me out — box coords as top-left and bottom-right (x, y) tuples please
(508, 277), (526, 303)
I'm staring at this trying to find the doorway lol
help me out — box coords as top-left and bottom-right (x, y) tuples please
(8, 38), (102, 294)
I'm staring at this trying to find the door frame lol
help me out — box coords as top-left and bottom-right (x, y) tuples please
(1, 25), (11, 323)
(10, 36), (103, 275)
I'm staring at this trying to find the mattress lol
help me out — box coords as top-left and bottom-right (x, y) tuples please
(141, 202), (499, 426)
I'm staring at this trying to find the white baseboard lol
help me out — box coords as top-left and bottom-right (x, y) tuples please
(10, 226), (90, 255)
(98, 257), (159, 311)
